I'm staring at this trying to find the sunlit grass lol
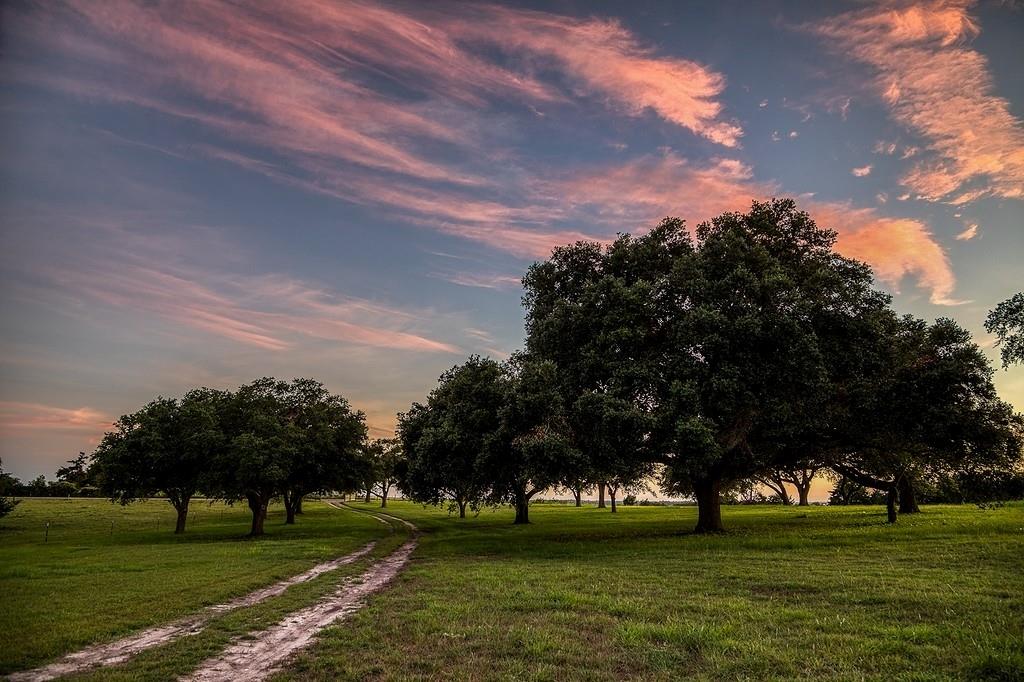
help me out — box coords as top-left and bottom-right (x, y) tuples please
(0, 498), (390, 674)
(280, 501), (1024, 681)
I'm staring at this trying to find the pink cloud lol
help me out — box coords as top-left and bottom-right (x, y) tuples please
(814, 0), (1024, 204)
(813, 204), (964, 305)
(5, 1), (745, 263)
(53, 263), (461, 354)
(955, 223), (979, 240)
(10, 0), (739, 194)
(852, 165), (873, 177)
(0, 402), (112, 433)
(432, 272), (523, 290)
(446, 5), (742, 145)
(552, 152), (960, 305)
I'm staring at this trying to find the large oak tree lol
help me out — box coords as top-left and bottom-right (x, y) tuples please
(525, 200), (888, 532)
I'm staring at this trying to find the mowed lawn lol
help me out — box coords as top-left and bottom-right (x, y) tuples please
(1, 500), (1022, 680)
(0, 498), (390, 674)
(283, 501), (1024, 682)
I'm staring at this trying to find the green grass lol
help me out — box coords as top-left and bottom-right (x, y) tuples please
(0, 497), (392, 674)
(3, 500), (1022, 680)
(278, 501), (1024, 681)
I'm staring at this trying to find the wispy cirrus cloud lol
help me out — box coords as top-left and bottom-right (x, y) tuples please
(955, 223), (979, 240)
(430, 272), (523, 290)
(813, 204), (965, 305)
(814, 0), (1024, 205)
(50, 261), (461, 354)
(1, 202), (462, 355)
(0, 402), (112, 433)
(444, 4), (742, 146)
(4, 1), (745, 261)
(2, 0), (965, 308)
(6, 0), (739, 189)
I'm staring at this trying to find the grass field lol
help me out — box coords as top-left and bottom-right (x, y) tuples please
(0, 498), (396, 675)
(1, 499), (1022, 680)
(287, 501), (1024, 682)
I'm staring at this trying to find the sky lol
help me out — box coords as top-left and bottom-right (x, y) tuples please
(0, 0), (1022, 494)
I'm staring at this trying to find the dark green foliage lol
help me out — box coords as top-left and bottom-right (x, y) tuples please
(92, 388), (227, 533)
(399, 356), (577, 524)
(276, 378), (367, 523)
(985, 292), (1024, 368)
(398, 357), (502, 518)
(54, 452), (94, 490)
(0, 459), (18, 518)
(208, 378), (366, 535)
(525, 199), (889, 531)
(90, 378), (365, 536)
(833, 315), (1023, 520)
(827, 476), (888, 505)
(484, 355), (579, 523)
(363, 438), (404, 507)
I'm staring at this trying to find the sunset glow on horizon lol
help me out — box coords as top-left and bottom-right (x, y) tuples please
(1, 0), (1021, 495)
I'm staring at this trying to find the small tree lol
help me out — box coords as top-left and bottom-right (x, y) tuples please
(834, 317), (1023, 522)
(210, 378), (293, 536)
(278, 378), (367, 524)
(985, 292), (1024, 368)
(772, 464), (820, 506)
(55, 452), (92, 492)
(93, 389), (226, 533)
(398, 359), (499, 518)
(482, 356), (576, 524)
(757, 471), (793, 505)
(367, 438), (403, 508)
(25, 475), (47, 497)
(0, 459), (20, 518)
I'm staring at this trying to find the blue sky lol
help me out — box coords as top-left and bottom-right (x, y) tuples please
(1, 0), (1022, 479)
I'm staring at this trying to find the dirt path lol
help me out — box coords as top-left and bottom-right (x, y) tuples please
(181, 533), (417, 682)
(326, 500), (417, 532)
(8, 510), (380, 682)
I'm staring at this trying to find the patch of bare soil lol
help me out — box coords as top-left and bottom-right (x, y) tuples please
(181, 537), (417, 682)
(7, 543), (377, 682)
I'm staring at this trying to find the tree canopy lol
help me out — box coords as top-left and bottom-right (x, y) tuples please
(524, 199), (895, 531)
(985, 292), (1024, 368)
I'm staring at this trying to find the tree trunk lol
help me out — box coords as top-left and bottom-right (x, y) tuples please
(247, 494), (269, 537)
(458, 498), (467, 518)
(573, 487), (582, 507)
(173, 500), (189, 534)
(283, 491), (299, 525)
(380, 483), (389, 508)
(797, 483), (811, 507)
(609, 485), (618, 513)
(597, 481), (606, 508)
(886, 488), (898, 524)
(766, 476), (791, 505)
(364, 487), (372, 503)
(693, 478), (724, 533)
(897, 476), (920, 514)
(295, 497), (303, 514)
(513, 488), (530, 524)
